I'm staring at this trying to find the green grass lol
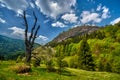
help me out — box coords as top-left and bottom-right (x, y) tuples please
(0, 61), (120, 80)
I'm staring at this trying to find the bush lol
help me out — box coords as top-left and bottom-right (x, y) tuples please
(61, 60), (68, 67)
(57, 59), (68, 74)
(11, 64), (31, 73)
(112, 58), (120, 73)
(46, 60), (56, 72)
(69, 56), (78, 68)
(32, 59), (41, 67)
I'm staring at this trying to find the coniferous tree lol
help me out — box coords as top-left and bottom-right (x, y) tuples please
(78, 38), (95, 71)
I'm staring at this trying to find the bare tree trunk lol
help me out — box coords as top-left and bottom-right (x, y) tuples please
(25, 49), (31, 64)
(22, 11), (40, 65)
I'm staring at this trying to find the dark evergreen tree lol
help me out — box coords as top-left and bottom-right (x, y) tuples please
(78, 38), (95, 71)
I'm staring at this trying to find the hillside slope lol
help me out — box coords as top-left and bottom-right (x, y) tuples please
(0, 35), (25, 55)
(0, 35), (40, 58)
(52, 26), (99, 43)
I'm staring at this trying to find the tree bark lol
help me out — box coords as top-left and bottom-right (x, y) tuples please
(25, 49), (32, 65)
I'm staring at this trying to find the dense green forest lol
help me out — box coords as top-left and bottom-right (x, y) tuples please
(0, 35), (25, 54)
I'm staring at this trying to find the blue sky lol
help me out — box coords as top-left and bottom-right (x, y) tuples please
(0, 0), (120, 44)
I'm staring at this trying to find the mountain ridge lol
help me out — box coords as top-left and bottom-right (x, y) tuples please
(0, 35), (25, 55)
(50, 26), (100, 43)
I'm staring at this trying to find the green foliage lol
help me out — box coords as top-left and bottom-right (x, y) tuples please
(97, 56), (112, 72)
(78, 39), (95, 71)
(46, 59), (56, 72)
(112, 57), (120, 73)
(69, 55), (78, 68)
(32, 46), (55, 67)
(6, 51), (25, 60)
(32, 58), (41, 67)
(0, 73), (7, 80)
(16, 55), (22, 63)
(0, 35), (25, 56)
(51, 24), (120, 74)
(61, 60), (68, 67)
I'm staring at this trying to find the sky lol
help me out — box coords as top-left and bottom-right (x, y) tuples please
(0, 0), (120, 44)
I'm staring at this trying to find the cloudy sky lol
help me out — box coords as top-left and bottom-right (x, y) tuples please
(0, 0), (120, 44)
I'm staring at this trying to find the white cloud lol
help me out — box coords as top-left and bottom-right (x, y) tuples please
(80, 11), (102, 24)
(0, 3), (6, 7)
(51, 21), (66, 28)
(80, 5), (110, 24)
(8, 26), (48, 42)
(37, 35), (48, 41)
(0, 0), (28, 15)
(61, 13), (78, 23)
(44, 19), (50, 23)
(96, 4), (102, 11)
(35, 0), (76, 19)
(29, 2), (35, 8)
(102, 6), (110, 19)
(8, 26), (25, 38)
(96, 4), (110, 19)
(110, 17), (120, 25)
(0, 17), (6, 23)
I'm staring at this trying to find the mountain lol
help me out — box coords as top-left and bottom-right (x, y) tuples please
(52, 26), (99, 42)
(47, 26), (100, 46)
(0, 35), (25, 55)
(0, 35), (40, 59)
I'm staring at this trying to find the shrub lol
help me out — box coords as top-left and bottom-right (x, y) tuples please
(11, 64), (31, 73)
(61, 60), (68, 67)
(57, 59), (68, 74)
(112, 58), (120, 73)
(32, 58), (41, 67)
(46, 60), (56, 72)
(69, 55), (78, 68)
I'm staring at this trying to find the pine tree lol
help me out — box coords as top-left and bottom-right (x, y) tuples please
(78, 38), (95, 71)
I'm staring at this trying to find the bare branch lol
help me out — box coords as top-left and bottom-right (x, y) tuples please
(29, 12), (37, 43)
(31, 25), (40, 46)
(23, 11), (29, 46)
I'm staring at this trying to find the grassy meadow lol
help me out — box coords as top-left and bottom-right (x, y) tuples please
(0, 61), (120, 80)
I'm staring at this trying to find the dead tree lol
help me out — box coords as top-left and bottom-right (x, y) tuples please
(22, 11), (40, 65)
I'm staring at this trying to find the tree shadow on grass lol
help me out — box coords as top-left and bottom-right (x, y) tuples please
(33, 67), (76, 76)
(58, 69), (76, 76)
(34, 67), (46, 72)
